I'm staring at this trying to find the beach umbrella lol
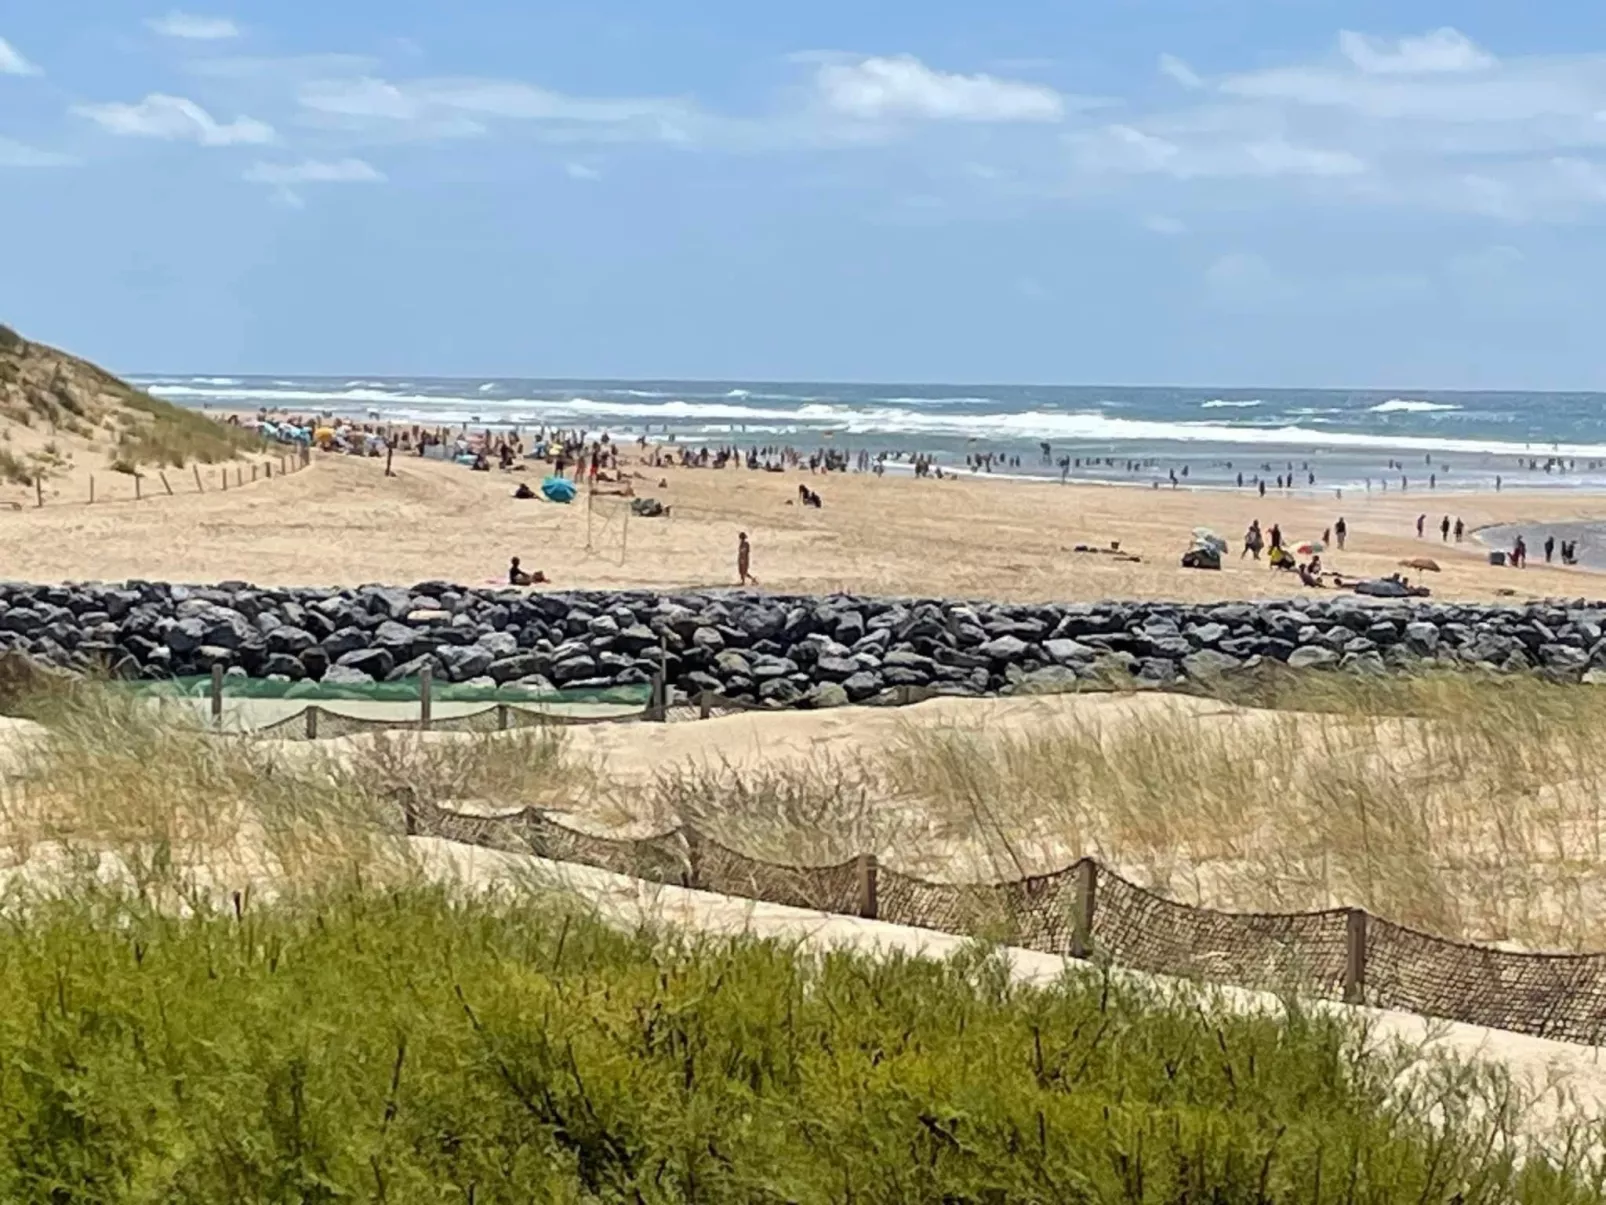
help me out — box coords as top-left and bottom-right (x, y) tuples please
(541, 476), (577, 504)
(1294, 540), (1325, 556)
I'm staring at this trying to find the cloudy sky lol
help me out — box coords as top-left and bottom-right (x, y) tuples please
(3, 0), (1606, 387)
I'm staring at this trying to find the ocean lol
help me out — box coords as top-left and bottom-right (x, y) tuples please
(135, 376), (1606, 493)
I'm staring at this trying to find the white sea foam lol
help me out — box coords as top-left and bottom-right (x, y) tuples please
(1201, 399), (1262, 409)
(478, 383), (499, 393)
(1370, 398), (1460, 414)
(144, 382), (1598, 459)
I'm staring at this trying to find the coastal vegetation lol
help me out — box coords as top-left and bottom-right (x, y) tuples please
(0, 322), (257, 480)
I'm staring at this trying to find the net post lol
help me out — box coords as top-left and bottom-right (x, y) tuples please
(1071, 859), (1098, 960)
(135, 474), (142, 501)
(193, 464), (204, 492)
(305, 705), (319, 740)
(856, 853), (878, 920)
(1344, 909), (1368, 1005)
(419, 665), (433, 731)
(497, 702), (510, 730)
(209, 664), (224, 729)
(160, 471), (173, 496)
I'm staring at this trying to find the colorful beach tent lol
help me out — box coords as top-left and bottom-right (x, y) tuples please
(541, 476), (577, 503)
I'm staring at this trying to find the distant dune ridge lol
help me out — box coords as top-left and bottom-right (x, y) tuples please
(0, 323), (256, 502)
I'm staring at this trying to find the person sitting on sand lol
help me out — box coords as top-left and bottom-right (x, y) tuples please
(508, 556), (547, 586)
(513, 482), (536, 499)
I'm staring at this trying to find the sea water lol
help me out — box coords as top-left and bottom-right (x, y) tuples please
(135, 376), (1606, 494)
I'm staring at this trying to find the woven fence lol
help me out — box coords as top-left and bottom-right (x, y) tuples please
(220, 682), (939, 740)
(404, 797), (1606, 1047)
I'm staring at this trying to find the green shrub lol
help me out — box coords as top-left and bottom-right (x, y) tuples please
(0, 885), (1591, 1202)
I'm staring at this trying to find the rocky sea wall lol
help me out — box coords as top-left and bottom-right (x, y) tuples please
(3, 582), (1606, 704)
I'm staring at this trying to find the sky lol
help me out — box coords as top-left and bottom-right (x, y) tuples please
(4, 1), (1606, 388)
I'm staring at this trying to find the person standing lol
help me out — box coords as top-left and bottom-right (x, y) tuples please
(1440, 515), (1450, 542)
(1416, 514), (1426, 538)
(737, 532), (755, 585)
(1545, 534), (1556, 564)
(1334, 516), (1347, 550)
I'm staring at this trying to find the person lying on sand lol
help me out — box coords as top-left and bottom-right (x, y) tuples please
(508, 556), (547, 586)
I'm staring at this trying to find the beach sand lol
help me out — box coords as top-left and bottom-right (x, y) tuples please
(4, 445), (1606, 601)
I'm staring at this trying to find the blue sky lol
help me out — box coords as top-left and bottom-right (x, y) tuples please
(4, 1), (1606, 388)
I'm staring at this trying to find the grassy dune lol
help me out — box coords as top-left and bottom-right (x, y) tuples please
(2, 678), (1606, 1196)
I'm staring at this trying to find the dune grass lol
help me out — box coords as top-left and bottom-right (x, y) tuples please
(0, 882), (1599, 1203)
(617, 671), (1606, 953)
(4, 676), (1602, 1198)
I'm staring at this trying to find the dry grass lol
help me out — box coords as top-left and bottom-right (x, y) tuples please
(599, 673), (1606, 953)
(0, 687), (414, 901)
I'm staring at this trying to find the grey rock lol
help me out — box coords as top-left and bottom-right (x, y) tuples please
(1182, 649), (1243, 680)
(804, 682), (851, 709)
(321, 665), (375, 686)
(978, 635), (1030, 661)
(1043, 638), (1097, 665)
(1287, 645), (1339, 670)
(336, 647), (395, 679)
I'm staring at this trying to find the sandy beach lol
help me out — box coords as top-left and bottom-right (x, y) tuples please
(3, 442), (1606, 602)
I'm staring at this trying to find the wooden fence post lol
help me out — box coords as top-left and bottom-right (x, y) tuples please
(209, 664), (224, 729)
(1344, 909), (1369, 1005)
(419, 665), (433, 731)
(251, 465), (258, 482)
(194, 464), (204, 492)
(88, 476), (94, 504)
(385, 445), (394, 477)
(266, 461), (273, 479)
(221, 469), (227, 491)
(856, 853), (879, 920)
(698, 689), (712, 720)
(1071, 859), (1098, 960)
(305, 705), (319, 740)
(34, 476), (42, 508)
(496, 702), (509, 730)
(134, 474), (142, 501)
(236, 466), (243, 487)
(159, 471), (173, 496)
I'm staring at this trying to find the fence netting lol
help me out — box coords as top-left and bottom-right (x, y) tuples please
(1365, 919), (1606, 1045)
(398, 799), (1606, 1047)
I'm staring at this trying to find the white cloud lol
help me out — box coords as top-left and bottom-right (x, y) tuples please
(74, 93), (274, 145)
(1144, 215), (1186, 235)
(147, 12), (241, 40)
(565, 161), (600, 180)
(243, 158), (384, 184)
(0, 137), (74, 167)
(1158, 53), (1202, 89)
(1074, 124), (1366, 180)
(814, 55), (1065, 122)
(0, 35), (40, 76)
(298, 75), (700, 144)
(1337, 28), (1494, 75)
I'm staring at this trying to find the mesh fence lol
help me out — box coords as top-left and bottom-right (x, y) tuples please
(402, 804), (1606, 1046)
(247, 702), (654, 741)
(684, 831), (863, 915)
(1365, 920), (1606, 1046)
(1092, 868), (1352, 1000)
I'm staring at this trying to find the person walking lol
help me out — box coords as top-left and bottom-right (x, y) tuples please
(1440, 515), (1450, 542)
(737, 532), (755, 585)
(1334, 516), (1347, 550)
